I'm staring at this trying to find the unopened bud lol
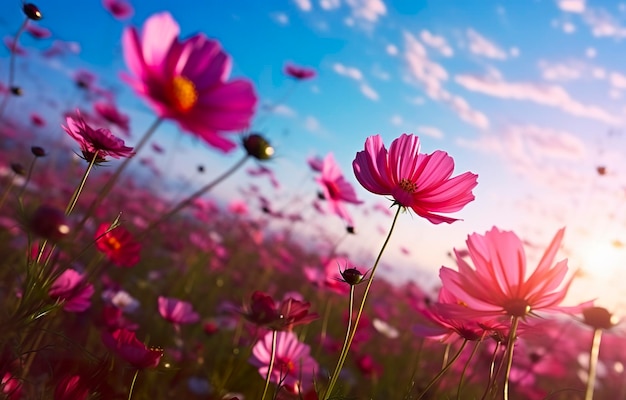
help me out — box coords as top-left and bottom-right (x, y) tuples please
(242, 133), (274, 161)
(23, 3), (42, 20)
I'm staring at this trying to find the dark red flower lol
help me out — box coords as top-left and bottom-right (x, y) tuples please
(102, 328), (163, 369)
(242, 291), (318, 331)
(284, 63), (316, 80)
(95, 223), (141, 267)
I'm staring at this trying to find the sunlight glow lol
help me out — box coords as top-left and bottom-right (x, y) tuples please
(579, 240), (625, 279)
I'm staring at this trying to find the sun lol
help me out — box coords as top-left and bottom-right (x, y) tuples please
(577, 239), (626, 279)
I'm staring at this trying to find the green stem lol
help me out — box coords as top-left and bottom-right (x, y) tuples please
(0, 175), (16, 209)
(65, 150), (99, 216)
(17, 156), (38, 199)
(261, 330), (278, 400)
(323, 205), (402, 400)
(503, 316), (520, 400)
(480, 340), (501, 400)
(0, 17), (28, 121)
(128, 369), (139, 400)
(585, 328), (603, 400)
(457, 339), (483, 400)
(416, 339), (468, 400)
(138, 154), (249, 238)
(324, 286), (355, 398)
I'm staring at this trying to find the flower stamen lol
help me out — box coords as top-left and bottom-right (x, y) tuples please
(168, 76), (198, 113)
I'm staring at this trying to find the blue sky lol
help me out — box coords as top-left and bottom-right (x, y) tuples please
(3, 0), (626, 313)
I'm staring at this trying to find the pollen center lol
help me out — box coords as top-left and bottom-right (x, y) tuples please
(276, 356), (295, 374)
(106, 236), (122, 251)
(399, 178), (418, 193)
(168, 76), (198, 113)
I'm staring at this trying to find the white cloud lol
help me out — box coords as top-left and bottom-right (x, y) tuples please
(420, 30), (454, 57)
(304, 115), (321, 132)
(360, 83), (379, 100)
(456, 124), (588, 190)
(563, 21), (577, 33)
(390, 114), (403, 126)
(417, 125), (444, 139)
(557, 0), (586, 13)
(332, 63), (363, 80)
(320, 0), (341, 10)
(455, 73), (621, 124)
(345, 0), (386, 22)
(386, 44), (398, 56)
(509, 47), (520, 57)
(272, 104), (297, 117)
(293, 0), (313, 11)
(610, 72), (626, 89)
(538, 60), (584, 81)
(403, 31), (489, 129)
(271, 12), (289, 25)
(586, 47), (597, 58)
(466, 28), (507, 60)
(583, 8), (626, 38)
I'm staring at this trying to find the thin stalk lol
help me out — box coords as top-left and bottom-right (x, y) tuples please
(127, 369), (139, 400)
(481, 340), (501, 400)
(17, 156), (38, 199)
(139, 154), (249, 238)
(323, 205), (402, 400)
(261, 330), (278, 400)
(457, 339), (483, 400)
(0, 174), (16, 209)
(442, 342), (451, 369)
(503, 316), (520, 400)
(324, 285), (355, 398)
(416, 339), (468, 400)
(65, 151), (99, 215)
(0, 17), (28, 120)
(585, 328), (603, 400)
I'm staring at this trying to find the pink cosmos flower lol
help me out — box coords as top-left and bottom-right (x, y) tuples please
(95, 223), (141, 267)
(249, 331), (318, 394)
(101, 328), (163, 369)
(307, 155), (324, 173)
(439, 227), (582, 319)
(102, 0), (134, 20)
(93, 101), (130, 136)
(352, 133), (478, 224)
(316, 153), (363, 226)
(63, 111), (134, 161)
(284, 62), (316, 80)
(122, 12), (257, 152)
(49, 269), (95, 312)
(25, 23), (51, 39)
(3, 36), (26, 55)
(158, 296), (200, 325)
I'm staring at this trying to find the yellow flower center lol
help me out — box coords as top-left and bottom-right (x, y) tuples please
(106, 236), (122, 251)
(399, 178), (418, 193)
(168, 76), (198, 113)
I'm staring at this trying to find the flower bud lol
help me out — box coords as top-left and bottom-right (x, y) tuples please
(29, 205), (70, 241)
(346, 226), (355, 234)
(583, 306), (618, 330)
(340, 267), (365, 286)
(242, 133), (274, 161)
(10, 162), (25, 175)
(31, 146), (46, 157)
(23, 3), (42, 20)
(10, 86), (22, 96)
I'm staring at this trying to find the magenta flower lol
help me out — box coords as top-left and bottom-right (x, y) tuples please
(94, 223), (141, 267)
(49, 269), (95, 312)
(102, 0), (134, 20)
(158, 296), (200, 325)
(353, 133), (478, 224)
(122, 12), (257, 152)
(284, 62), (316, 80)
(439, 227), (583, 319)
(249, 331), (318, 394)
(94, 101), (130, 136)
(25, 23), (51, 39)
(63, 111), (134, 162)
(102, 328), (163, 369)
(316, 153), (363, 226)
